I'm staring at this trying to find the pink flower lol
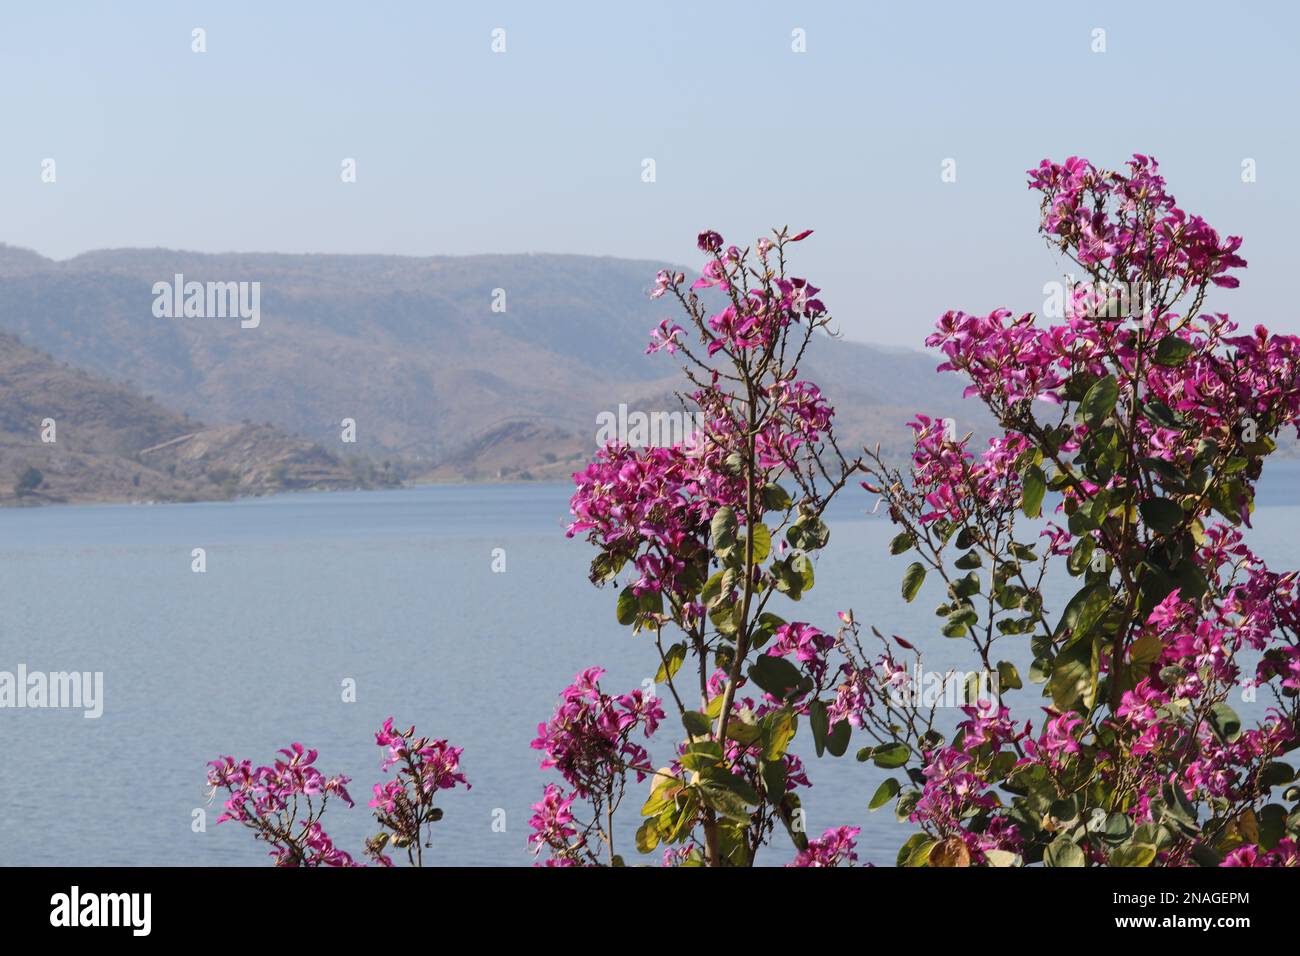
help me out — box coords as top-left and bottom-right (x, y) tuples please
(787, 826), (860, 867)
(531, 668), (664, 797)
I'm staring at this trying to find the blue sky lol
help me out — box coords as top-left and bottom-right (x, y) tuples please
(1, 1), (1297, 347)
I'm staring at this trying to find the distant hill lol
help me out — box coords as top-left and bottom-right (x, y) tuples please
(0, 245), (984, 484)
(0, 332), (387, 506)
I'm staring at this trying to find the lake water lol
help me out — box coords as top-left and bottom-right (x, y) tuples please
(3, 464), (1300, 866)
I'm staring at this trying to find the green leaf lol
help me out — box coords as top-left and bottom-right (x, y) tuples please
(774, 553), (816, 600)
(984, 849), (1018, 867)
(698, 768), (760, 805)
(888, 531), (914, 555)
(895, 789), (921, 822)
(1044, 836), (1086, 867)
(997, 660), (1023, 691)
(1067, 537), (1096, 577)
(1139, 497), (1183, 535)
(759, 759), (787, 803)
(641, 772), (683, 817)
(710, 506), (738, 554)
(635, 819), (660, 853)
(1142, 455), (1186, 487)
(809, 699), (829, 756)
(750, 612), (787, 650)
(896, 832), (931, 867)
(1050, 638), (1098, 711)
(745, 523), (772, 562)
(1021, 465), (1046, 518)
(825, 718), (851, 757)
(901, 562), (926, 602)
(1110, 844), (1157, 867)
(1210, 703), (1242, 743)
(791, 553), (814, 592)
(1029, 657), (1051, 684)
(1077, 375), (1118, 427)
(904, 837), (937, 867)
(869, 777), (900, 810)
(679, 750), (721, 772)
(723, 720), (762, 747)
(1053, 580), (1111, 648)
(1009, 542), (1037, 562)
(655, 643), (687, 683)
(942, 606), (978, 638)
(682, 711), (711, 738)
(1260, 762), (1295, 790)
(872, 742), (911, 769)
(761, 482), (792, 512)
(1128, 633), (1163, 667)
(1259, 804), (1286, 850)
(748, 655), (806, 700)
(1100, 813), (1133, 845)
(616, 586), (639, 626)
(761, 710), (798, 762)
(695, 783), (755, 824)
(701, 569), (726, 606)
(786, 515), (830, 551)
(1152, 335), (1195, 367)
(1141, 400), (1183, 431)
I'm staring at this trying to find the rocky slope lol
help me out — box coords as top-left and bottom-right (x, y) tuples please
(0, 331), (382, 506)
(0, 245), (985, 483)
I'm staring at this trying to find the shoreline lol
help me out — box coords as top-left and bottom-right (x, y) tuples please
(0, 474), (578, 514)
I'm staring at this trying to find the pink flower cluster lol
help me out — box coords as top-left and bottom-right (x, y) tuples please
(530, 666), (665, 798)
(208, 721), (467, 868)
(1221, 840), (1300, 867)
(1108, 526), (1300, 804)
(765, 621), (836, 682)
(206, 743), (357, 867)
(896, 414), (1030, 524)
(527, 784), (579, 866)
(528, 668), (666, 865)
(647, 229), (824, 358)
(208, 743), (356, 824)
(568, 441), (743, 595)
(1027, 154), (1246, 287)
(373, 717), (469, 790)
(366, 718), (470, 866)
(570, 236), (840, 598)
(787, 826), (860, 867)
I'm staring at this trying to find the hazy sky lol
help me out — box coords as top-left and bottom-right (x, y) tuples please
(2, 1), (1297, 347)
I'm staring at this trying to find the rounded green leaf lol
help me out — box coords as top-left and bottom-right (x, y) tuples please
(1077, 375), (1118, 426)
(1045, 836), (1086, 867)
(1110, 844), (1157, 867)
(889, 531), (914, 555)
(1139, 497), (1183, 535)
(711, 506), (738, 553)
(901, 562), (926, 602)
(1153, 335), (1195, 367)
(616, 586), (639, 626)
(869, 777), (900, 810)
(1021, 465), (1046, 518)
(872, 742), (911, 769)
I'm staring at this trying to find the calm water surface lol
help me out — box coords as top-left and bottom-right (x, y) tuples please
(3, 464), (1300, 866)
